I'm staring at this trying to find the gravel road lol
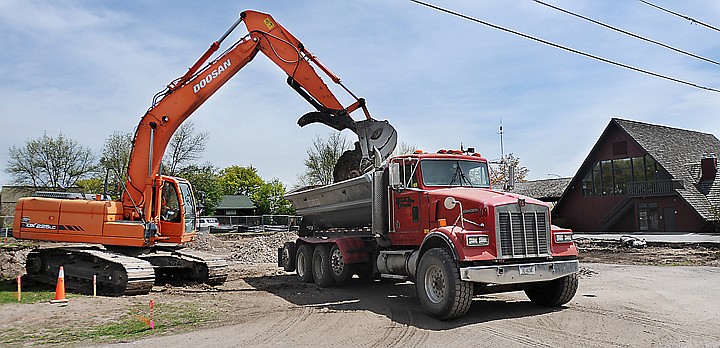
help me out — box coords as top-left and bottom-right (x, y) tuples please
(111, 263), (720, 348)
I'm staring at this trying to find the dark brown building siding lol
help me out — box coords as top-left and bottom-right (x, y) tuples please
(554, 118), (719, 232)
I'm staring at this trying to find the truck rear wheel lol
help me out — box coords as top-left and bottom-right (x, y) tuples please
(312, 244), (335, 287)
(524, 273), (579, 307)
(282, 241), (296, 272)
(416, 248), (472, 320)
(296, 244), (314, 283)
(330, 243), (352, 285)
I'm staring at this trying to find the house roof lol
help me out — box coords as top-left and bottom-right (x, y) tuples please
(216, 195), (256, 210)
(613, 118), (720, 220)
(558, 118), (720, 221)
(511, 178), (571, 200)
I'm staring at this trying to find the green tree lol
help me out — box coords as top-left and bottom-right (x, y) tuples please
(5, 132), (95, 189)
(218, 165), (264, 196)
(177, 164), (223, 214)
(251, 179), (295, 215)
(75, 177), (105, 195)
(490, 153), (528, 189)
(297, 132), (349, 186)
(162, 121), (209, 176)
(392, 141), (418, 157)
(98, 131), (133, 199)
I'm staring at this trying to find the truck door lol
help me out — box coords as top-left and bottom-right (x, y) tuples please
(390, 159), (423, 241)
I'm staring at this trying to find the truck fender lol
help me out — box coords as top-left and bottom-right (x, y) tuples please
(418, 229), (460, 264)
(297, 236), (369, 264)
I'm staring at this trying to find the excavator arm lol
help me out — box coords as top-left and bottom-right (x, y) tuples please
(123, 10), (396, 220)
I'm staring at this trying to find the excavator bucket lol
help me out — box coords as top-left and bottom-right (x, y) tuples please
(354, 119), (397, 164)
(298, 111), (397, 164)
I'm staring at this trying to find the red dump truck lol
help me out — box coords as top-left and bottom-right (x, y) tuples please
(279, 149), (579, 320)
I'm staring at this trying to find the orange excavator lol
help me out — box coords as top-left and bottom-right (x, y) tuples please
(13, 10), (397, 295)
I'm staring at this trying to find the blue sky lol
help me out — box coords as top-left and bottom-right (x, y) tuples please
(2, 0), (720, 188)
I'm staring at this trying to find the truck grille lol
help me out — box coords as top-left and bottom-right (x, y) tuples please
(496, 204), (550, 259)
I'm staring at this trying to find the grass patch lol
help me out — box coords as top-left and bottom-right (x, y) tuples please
(0, 278), (68, 304)
(0, 301), (216, 346)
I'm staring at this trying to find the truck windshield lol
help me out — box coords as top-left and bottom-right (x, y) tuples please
(178, 182), (197, 233)
(420, 159), (490, 188)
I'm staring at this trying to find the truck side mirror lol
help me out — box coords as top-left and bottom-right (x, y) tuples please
(389, 162), (402, 190)
(443, 196), (458, 210)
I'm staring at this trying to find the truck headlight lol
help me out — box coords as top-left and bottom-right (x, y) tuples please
(466, 234), (489, 247)
(554, 232), (573, 243)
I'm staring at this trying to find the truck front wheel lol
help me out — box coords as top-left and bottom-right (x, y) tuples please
(524, 273), (579, 307)
(296, 244), (314, 283)
(313, 244), (335, 287)
(416, 248), (473, 320)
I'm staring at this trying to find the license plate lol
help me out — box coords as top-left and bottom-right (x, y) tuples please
(519, 265), (536, 275)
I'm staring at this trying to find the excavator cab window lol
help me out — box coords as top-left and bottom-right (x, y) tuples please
(178, 181), (197, 233)
(161, 182), (181, 223)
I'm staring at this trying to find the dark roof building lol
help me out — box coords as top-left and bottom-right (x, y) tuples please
(511, 177), (572, 202)
(215, 195), (256, 216)
(554, 118), (719, 232)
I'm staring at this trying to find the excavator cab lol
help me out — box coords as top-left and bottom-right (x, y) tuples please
(156, 176), (198, 243)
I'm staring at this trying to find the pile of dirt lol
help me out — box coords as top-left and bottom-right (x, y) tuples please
(185, 232), (232, 254)
(576, 238), (720, 267)
(188, 232), (298, 264)
(0, 245), (29, 278)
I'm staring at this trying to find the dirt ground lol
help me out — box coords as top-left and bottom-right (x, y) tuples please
(1, 233), (719, 347)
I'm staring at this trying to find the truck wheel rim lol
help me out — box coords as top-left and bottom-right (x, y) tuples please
(424, 264), (445, 304)
(331, 248), (344, 275)
(297, 253), (306, 277)
(282, 248), (291, 267)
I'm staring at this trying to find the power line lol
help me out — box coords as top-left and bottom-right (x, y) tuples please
(409, 0), (720, 93)
(638, 0), (720, 33)
(533, 0), (720, 67)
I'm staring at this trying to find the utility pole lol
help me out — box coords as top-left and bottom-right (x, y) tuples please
(498, 120), (504, 160)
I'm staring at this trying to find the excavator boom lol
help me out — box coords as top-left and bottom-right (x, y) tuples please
(124, 10), (397, 220)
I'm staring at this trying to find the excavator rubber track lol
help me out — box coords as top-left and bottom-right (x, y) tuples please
(25, 247), (155, 296)
(138, 248), (229, 286)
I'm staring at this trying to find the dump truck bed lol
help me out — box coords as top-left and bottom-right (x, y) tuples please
(285, 173), (373, 230)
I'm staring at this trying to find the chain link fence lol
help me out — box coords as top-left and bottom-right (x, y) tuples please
(200, 215), (301, 233)
(1, 215), (13, 238)
(1, 214), (301, 235)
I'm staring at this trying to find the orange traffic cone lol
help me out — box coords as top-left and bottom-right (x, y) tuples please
(50, 266), (69, 304)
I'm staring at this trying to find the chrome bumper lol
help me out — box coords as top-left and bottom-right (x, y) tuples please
(460, 259), (579, 284)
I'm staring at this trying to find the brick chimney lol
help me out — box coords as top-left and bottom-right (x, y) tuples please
(701, 153), (718, 181)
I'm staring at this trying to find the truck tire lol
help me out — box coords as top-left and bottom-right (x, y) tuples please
(312, 244), (335, 287)
(524, 273), (579, 307)
(416, 248), (472, 320)
(282, 242), (296, 272)
(329, 243), (352, 285)
(296, 244), (314, 283)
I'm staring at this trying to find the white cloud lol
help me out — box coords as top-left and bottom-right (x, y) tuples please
(1, 0), (719, 190)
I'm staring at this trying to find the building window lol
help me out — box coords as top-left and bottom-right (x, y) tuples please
(581, 154), (658, 196)
(613, 158), (632, 195)
(612, 141), (628, 156)
(638, 203), (659, 231)
(601, 160), (613, 195)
